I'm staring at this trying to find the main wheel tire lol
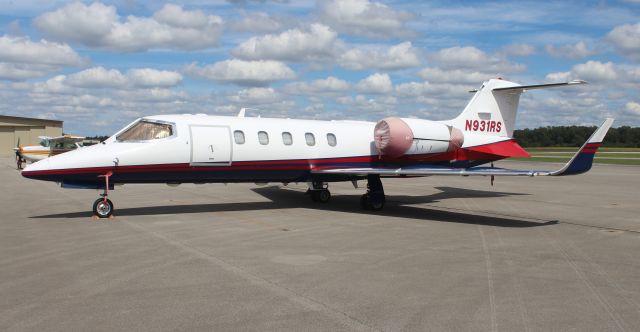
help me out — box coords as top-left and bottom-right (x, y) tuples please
(369, 198), (385, 211)
(317, 189), (331, 203)
(93, 198), (114, 218)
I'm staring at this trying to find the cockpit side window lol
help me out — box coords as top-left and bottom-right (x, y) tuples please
(117, 120), (173, 142)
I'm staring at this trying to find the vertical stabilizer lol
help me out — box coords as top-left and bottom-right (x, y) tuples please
(447, 79), (522, 138)
(445, 79), (587, 139)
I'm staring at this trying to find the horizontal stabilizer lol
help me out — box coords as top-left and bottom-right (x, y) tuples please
(493, 80), (587, 92)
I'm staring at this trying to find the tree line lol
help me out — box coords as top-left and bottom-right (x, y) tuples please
(513, 126), (640, 147)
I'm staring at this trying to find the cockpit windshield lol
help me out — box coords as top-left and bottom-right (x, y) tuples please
(116, 120), (173, 142)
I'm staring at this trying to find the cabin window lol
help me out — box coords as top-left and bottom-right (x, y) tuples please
(305, 133), (315, 146)
(282, 132), (293, 145)
(327, 133), (337, 147)
(233, 130), (245, 144)
(258, 131), (269, 145)
(117, 120), (173, 142)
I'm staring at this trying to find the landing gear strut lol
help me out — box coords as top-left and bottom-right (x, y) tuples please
(308, 181), (331, 203)
(361, 174), (385, 211)
(93, 172), (114, 218)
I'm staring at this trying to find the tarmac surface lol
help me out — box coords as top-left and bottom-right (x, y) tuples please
(1, 157), (639, 331)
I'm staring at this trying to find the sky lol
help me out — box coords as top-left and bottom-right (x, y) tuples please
(0, 0), (639, 135)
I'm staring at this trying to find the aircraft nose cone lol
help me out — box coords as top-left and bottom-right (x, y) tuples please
(21, 159), (50, 179)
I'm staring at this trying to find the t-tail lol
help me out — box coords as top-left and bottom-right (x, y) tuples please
(446, 78), (588, 138)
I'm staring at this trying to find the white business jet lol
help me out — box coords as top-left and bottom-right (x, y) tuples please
(22, 78), (614, 218)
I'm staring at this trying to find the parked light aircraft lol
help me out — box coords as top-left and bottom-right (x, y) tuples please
(22, 79), (613, 218)
(15, 135), (85, 168)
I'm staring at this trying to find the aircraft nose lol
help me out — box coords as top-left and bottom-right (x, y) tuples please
(21, 158), (50, 179)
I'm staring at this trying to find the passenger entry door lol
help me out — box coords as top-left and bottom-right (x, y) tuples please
(190, 125), (232, 166)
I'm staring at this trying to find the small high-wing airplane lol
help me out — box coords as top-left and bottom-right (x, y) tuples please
(22, 78), (613, 218)
(15, 135), (85, 168)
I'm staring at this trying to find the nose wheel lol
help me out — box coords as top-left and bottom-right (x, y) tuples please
(93, 198), (114, 218)
(93, 171), (114, 218)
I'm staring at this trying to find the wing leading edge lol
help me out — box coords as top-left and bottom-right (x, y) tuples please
(313, 118), (614, 178)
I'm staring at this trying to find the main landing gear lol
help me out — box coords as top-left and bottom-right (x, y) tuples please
(93, 172), (114, 218)
(308, 175), (386, 211)
(360, 174), (385, 211)
(308, 181), (331, 203)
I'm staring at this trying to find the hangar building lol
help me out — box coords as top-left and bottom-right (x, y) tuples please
(0, 115), (63, 157)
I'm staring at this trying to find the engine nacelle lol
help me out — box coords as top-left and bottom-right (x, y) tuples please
(374, 117), (464, 158)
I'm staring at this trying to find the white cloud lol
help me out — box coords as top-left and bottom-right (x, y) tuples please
(418, 67), (494, 84)
(127, 68), (183, 87)
(500, 43), (535, 57)
(33, 67), (183, 90)
(429, 46), (525, 73)
(0, 63), (56, 81)
(545, 71), (571, 83)
(625, 101), (640, 115)
(606, 22), (640, 59)
(184, 59), (295, 86)
(356, 73), (392, 94)
(229, 12), (283, 33)
(394, 81), (430, 97)
(0, 35), (86, 81)
(66, 67), (127, 88)
(338, 42), (421, 70)
(284, 76), (350, 95)
(545, 41), (593, 59)
(573, 61), (617, 81)
(232, 23), (339, 62)
(317, 0), (415, 38)
(545, 61), (618, 83)
(228, 87), (281, 104)
(0, 35), (85, 66)
(34, 2), (223, 52)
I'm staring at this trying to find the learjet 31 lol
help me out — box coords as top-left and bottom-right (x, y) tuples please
(22, 78), (614, 218)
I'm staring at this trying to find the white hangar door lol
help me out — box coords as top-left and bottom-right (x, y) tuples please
(190, 125), (232, 166)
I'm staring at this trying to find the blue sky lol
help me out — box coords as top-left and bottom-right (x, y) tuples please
(0, 0), (638, 135)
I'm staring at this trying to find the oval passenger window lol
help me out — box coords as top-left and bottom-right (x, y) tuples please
(327, 133), (337, 147)
(305, 133), (315, 146)
(258, 131), (269, 145)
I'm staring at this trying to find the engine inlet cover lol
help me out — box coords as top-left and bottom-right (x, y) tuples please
(374, 117), (414, 158)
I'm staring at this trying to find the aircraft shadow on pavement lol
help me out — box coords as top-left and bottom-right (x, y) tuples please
(31, 186), (556, 228)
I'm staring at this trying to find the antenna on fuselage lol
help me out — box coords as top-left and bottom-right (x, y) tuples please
(237, 107), (262, 118)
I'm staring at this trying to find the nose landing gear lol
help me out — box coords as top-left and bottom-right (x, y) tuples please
(93, 172), (114, 218)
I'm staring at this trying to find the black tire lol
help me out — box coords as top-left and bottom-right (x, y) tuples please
(369, 199), (385, 211)
(361, 193), (385, 211)
(93, 198), (114, 218)
(310, 191), (320, 202)
(317, 189), (331, 203)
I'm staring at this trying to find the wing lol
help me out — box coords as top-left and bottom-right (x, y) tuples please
(313, 118), (614, 178)
(49, 135), (86, 143)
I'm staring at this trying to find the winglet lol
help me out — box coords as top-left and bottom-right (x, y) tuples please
(550, 118), (614, 176)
